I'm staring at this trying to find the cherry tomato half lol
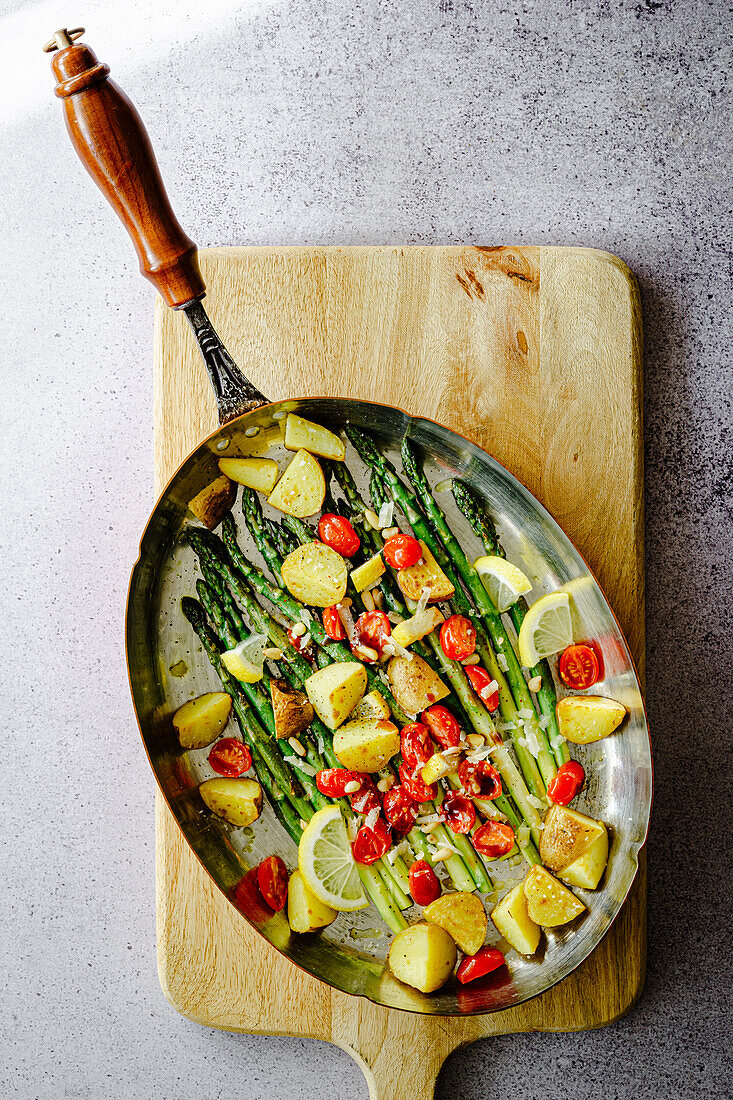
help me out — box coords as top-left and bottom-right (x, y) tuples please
(408, 860), (441, 906)
(208, 738), (252, 777)
(349, 775), (382, 816)
(441, 791), (476, 834)
(558, 644), (601, 690)
(352, 818), (392, 865)
(400, 722), (433, 769)
(230, 868), (274, 924)
(382, 785), (418, 837)
(356, 611), (392, 656)
(546, 760), (586, 805)
(318, 514), (361, 558)
(458, 758), (502, 800)
(257, 855), (289, 911)
(456, 947), (506, 984)
(287, 627), (314, 658)
(465, 665), (499, 711)
(383, 533), (422, 569)
(473, 820), (515, 858)
(399, 761), (438, 804)
(322, 605), (346, 641)
(440, 614), (477, 661)
(422, 704), (462, 749)
(316, 767), (364, 798)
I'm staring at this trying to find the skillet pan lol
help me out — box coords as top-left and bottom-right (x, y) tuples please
(46, 29), (652, 1015)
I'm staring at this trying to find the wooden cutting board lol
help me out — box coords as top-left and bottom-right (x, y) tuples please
(153, 245), (645, 1099)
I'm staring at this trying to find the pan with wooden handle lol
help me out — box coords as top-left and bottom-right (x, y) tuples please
(45, 29), (651, 1015)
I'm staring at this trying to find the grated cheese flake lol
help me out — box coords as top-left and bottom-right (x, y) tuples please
(283, 756), (318, 777)
(378, 501), (394, 528)
(497, 653), (509, 671)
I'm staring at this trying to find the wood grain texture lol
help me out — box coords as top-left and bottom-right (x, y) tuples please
(153, 245), (645, 1099)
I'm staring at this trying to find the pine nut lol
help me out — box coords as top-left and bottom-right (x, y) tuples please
(431, 847), (453, 862)
(466, 734), (485, 748)
(263, 647), (283, 660)
(344, 780), (361, 794)
(338, 597), (352, 608)
(291, 622), (306, 637)
(364, 509), (380, 529)
(462, 654), (481, 666)
(421, 821), (440, 834)
(288, 737), (306, 757)
(299, 819), (307, 830)
(528, 675), (543, 692)
(381, 526), (399, 539)
(377, 777), (395, 793)
(361, 588), (375, 612)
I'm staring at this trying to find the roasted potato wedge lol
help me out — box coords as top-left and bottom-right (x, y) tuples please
(391, 607), (444, 649)
(199, 777), (262, 827)
(333, 717), (401, 773)
(560, 829), (609, 890)
(386, 653), (450, 716)
(556, 695), (626, 743)
(270, 679), (314, 740)
(350, 690), (391, 722)
(350, 552), (386, 593)
(188, 474), (236, 529)
(284, 414), (345, 461)
(423, 892), (487, 956)
(281, 542), (348, 606)
(305, 662), (367, 729)
(388, 922), (457, 993)
(523, 866), (585, 927)
(540, 805), (606, 872)
(218, 456), (279, 494)
(490, 883), (541, 955)
(397, 541), (455, 603)
(287, 869), (338, 933)
(173, 691), (232, 749)
(267, 449), (326, 517)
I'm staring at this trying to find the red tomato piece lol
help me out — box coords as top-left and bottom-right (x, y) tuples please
(316, 767), (364, 798)
(473, 820), (515, 858)
(356, 611), (392, 656)
(456, 947), (505, 984)
(287, 627), (314, 658)
(383, 533), (422, 569)
(257, 855), (288, 911)
(322, 605), (346, 641)
(442, 791), (476, 834)
(349, 775), (382, 816)
(458, 758), (502, 800)
(352, 817), (392, 865)
(399, 761), (437, 804)
(317, 514), (361, 558)
(408, 859), (442, 906)
(546, 760), (586, 805)
(208, 738), (252, 777)
(422, 704), (462, 749)
(465, 665), (499, 711)
(400, 722), (433, 769)
(440, 614), (477, 661)
(558, 644), (601, 690)
(230, 868), (274, 924)
(382, 785), (418, 836)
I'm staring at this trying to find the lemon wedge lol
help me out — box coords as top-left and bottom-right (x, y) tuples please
(220, 634), (267, 684)
(474, 555), (532, 612)
(517, 593), (573, 667)
(298, 806), (367, 912)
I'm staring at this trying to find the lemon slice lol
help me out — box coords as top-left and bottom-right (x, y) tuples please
(517, 592), (573, 666)
(474, 555), (532, 612)
(298, 806), (367, 911)
(220, 633), (267, 683)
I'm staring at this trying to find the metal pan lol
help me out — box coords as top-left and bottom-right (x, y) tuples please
(47, 30), (652, 1016)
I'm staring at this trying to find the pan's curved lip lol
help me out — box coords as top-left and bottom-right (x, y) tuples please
(126, 393), (652, 1016)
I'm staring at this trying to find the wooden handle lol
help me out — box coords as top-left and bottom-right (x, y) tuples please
(48, 34), (205, 308)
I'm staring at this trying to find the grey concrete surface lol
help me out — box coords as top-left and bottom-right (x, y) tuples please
(1, 0), (730, 1097)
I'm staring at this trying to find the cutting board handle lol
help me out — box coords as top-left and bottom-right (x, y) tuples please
(45, 30), (205, 309)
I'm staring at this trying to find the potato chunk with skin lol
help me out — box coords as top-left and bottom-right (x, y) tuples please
(388, 922), (457, 993)
(305, 662), (368, 730)
(284, 414), (345, 461)
(333, 717), (400, 773)
(387, 653), (450, 716)
(397, 542), (455, 603)
(267, 449), (326, 517)
(270, 679), (314, 740)
(559, 829), (609, 890)
(350, 690), (391, 722)
(523, 865), (585, 927)
(173, 692), (232, 749)
(218, 456), (279, 494)
(281, 543), (348, 607)
(540, 805), (606, 872)
(199, 777), (262, 827)
(188, 474), (236, 529)
(423, 892), (487, 956)
(287, 869), (338, 933)
(491, 883), (541, 955)
(556, 695), (626, 744)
